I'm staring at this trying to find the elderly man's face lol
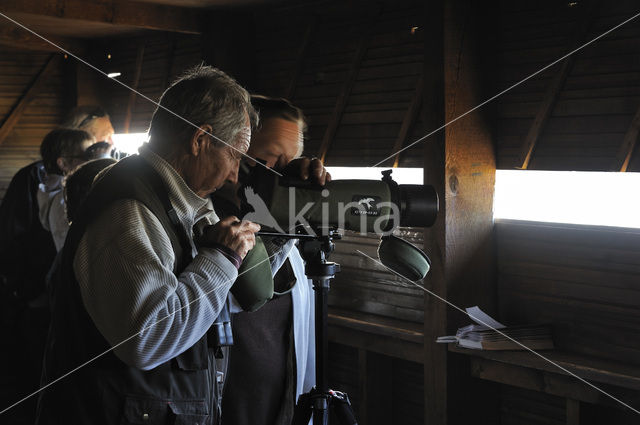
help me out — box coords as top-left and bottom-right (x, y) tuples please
(248, 118), (302, 168)
(189, 119), (251, 198)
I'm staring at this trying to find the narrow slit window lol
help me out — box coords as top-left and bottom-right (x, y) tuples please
(325, 167), (423, 185)
(494, 170), (640, 229)
(112, 132), (148, 155)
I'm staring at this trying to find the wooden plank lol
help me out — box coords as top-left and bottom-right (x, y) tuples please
(516, 0), (599, 169)
(391, 73), (424, 167)
(317, 9), (379, 163)
(450, 345), (640, 391)
(328, 312), (423, 344)
(0, 54), (59, 145)
(2, 0), (202, 34)
(328, 324), (423, 364)
(466, 356), (640, 410)
(613, 106), (640, 171)
(122, 44), (145, 134)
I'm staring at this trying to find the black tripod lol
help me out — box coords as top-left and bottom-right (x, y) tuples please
(293, 230), (357, 425)
(259, 230), (358, 425)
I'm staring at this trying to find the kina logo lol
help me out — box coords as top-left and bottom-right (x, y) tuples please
(358, 197), (375, 210)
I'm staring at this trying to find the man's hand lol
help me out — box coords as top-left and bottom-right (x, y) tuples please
(281, 157), (332, 186)
(199, 216), (261, 259)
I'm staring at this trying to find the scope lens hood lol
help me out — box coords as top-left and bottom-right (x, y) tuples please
(377, 235), (431, 281)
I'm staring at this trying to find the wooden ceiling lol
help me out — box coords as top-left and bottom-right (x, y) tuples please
(0, 0), (279, 44)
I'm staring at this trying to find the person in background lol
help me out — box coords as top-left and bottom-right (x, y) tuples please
(41, 157), (118, 307)
(0, 105), (116, 293)
(212, 95), (328, 425)
(0, 107), (116, 424)
(37, 128), (96, 251)
(60, 105), (115, 150)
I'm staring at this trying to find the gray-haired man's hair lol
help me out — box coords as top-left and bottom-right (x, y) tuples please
(148, 64), (256, 156)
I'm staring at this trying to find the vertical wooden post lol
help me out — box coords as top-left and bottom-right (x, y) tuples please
(62, 55), (78, 110)
(422, 1), (498, 423)
(443, 0), (498, 423)
(422, 0), (446, 424)
(566, 399), (580, 425)
(122, 43), (145, 134)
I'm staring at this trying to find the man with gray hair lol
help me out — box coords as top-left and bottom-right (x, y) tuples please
(37, 65), (265, 425)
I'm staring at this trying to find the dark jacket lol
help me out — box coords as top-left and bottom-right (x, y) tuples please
(36, 156), (220, 425)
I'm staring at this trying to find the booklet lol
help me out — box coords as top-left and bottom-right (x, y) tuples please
(436, 306), (554, 351)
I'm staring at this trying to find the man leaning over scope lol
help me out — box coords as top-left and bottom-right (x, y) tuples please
(36, 65), (326, 425)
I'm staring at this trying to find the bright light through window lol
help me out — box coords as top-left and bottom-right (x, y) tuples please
(325, 167), (423, 185)
(112, 132), (148, 155)
(494, 170), (640, 228)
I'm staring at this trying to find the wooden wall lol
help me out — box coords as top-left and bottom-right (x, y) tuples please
(94, 33), (202, 133)
(497, 219), (640, 367)
(252, 0), (427, 167)
(494, 0), (640, 172)
(0, 33), (202, 202)
(0, 49), (71, 201)
(488, 1), (640, 422)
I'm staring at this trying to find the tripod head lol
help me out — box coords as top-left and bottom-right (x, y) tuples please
(256, 227), (342, 280)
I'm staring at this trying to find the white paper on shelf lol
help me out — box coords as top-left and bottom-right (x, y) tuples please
(465, 306), (506, 330)
(436, 306), (506, 344)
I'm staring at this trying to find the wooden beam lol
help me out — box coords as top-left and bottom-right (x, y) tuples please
(0, 54), (60, 145)
(2, 0), (202, 34)
(317, 9), (379, 163)
(613, 106), (640, 172)
(439, 0), (499, 423)
(391, 73), (424, 168)
(516, 0), (599, 169)
(422, 1), (446, 424)
(122, 43), (145, 134)
(287, 18), (316, 100)
(0, 25), (81, 52)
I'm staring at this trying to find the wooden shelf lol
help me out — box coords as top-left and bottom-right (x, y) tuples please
(449, 345), (640, 390)
(449, 344), (640, 417)
(328, 309), (424, 363)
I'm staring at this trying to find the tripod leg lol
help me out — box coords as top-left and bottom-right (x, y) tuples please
(292, 392), (313, 425)
(330, 391), (358, 425)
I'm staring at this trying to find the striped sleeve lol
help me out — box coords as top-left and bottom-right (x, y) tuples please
(74, 199), (238, 370)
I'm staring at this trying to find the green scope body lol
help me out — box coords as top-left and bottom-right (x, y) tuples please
(257, 175), (438, 234)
